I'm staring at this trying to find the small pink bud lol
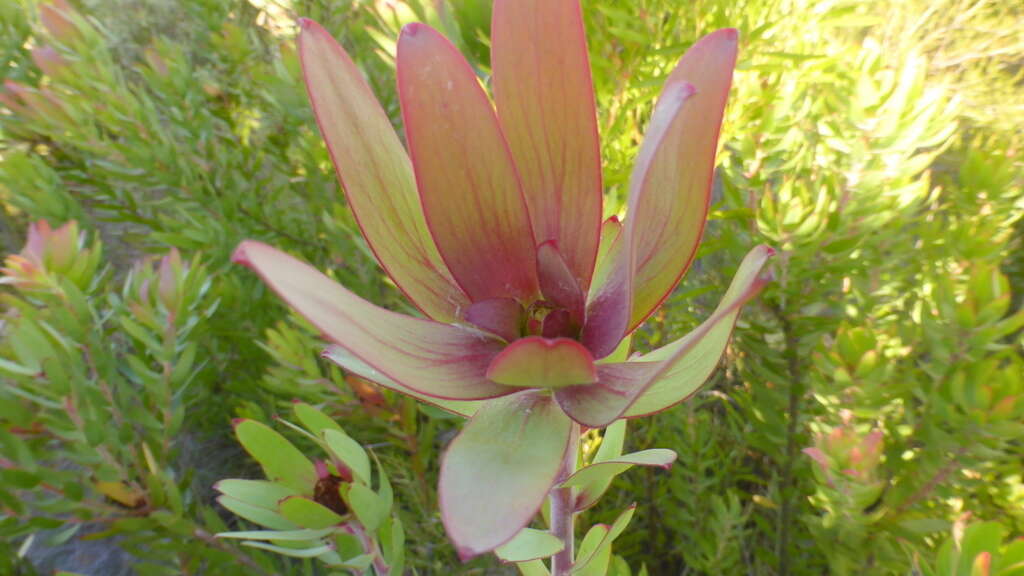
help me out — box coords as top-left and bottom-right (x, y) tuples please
(157, 248), (182, 310)
(2, 220), (81, 288)
(24, 220), (54, 262)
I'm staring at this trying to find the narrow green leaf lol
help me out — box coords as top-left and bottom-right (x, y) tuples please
(496, 528), (564, 563)
(572, 506), (635, 574)
(567, 449), (675, 511)
(278, 496), (347, 529)
(214, 479), (299, 508)
(595, 420), (626, 462)
(347, 482), (385, 533)
(234, 419), (316, 493)
(0, 358), (38, 377)
(216, 527), (336, 541)
(562, 450), (677, 488)
(380, 512), (403, 569)
(323, 429), (370, 485)
(573, 524), (611, 576)
(327, 554), (374, 570)
(241, 540), (334, 558)
(217, 495), (296, 531)
(293, 402), (342, 435)
(517, 559), (552, 576)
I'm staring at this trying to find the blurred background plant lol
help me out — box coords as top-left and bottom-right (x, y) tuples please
(0, 0), (1020, 574)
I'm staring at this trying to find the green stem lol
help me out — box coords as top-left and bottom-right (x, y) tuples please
(550, 422), (580, 576)
(772, 303), (803, 576)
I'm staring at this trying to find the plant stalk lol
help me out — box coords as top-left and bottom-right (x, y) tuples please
(772, 303), (803, 576)
(550, 422), (580, 576)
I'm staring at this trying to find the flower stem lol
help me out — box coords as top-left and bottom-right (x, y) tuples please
(550, 422), (580, 576)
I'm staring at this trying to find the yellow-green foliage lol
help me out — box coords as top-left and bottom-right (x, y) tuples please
(0, 0), (1021, 574)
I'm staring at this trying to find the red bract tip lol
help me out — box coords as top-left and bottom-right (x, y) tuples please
(314, 460), (330, 479)
(230, 418), (246, 428)
(455, 545), (476, 563)
(401, 22), (424, 37)
(297, 17), (312, 30)
(230, 242), (252, 266)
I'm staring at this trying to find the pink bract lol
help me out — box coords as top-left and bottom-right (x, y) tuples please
(234, 0), (772, 560)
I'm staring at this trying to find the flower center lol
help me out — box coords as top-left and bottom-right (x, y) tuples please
(526, 301), (579, 340)
(313, 474), (348, 516)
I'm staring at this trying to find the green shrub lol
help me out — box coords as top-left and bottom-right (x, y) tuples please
(0, 0), (1021, 574)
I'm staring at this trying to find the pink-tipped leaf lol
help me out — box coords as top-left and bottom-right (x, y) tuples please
(440, 391), (573, 560)
(322, 345), (482, 418)
(398, 23), (539, 304)
(486, 336), (597, 389)
(492, 0), (602, 290)
(581, 82), (697, 358)
(233, 241), (517, 401)
(298, 19), (468, 322)
(627, 28), (740, 330)
(564, 449), (677, 511)
(572, 506), (635, 573)
(558, 245), (773, 426)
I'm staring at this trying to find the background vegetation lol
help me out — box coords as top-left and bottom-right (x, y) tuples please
(0, 0), (1021, 574)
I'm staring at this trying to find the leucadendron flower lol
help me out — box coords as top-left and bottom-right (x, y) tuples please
(1, 220), (99, 292)
(234, 0), (773, 560)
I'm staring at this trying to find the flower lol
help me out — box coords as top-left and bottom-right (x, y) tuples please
(803, 415), (886, 512)
(233, 0), (773, 560)
(1, 220), (83, 290)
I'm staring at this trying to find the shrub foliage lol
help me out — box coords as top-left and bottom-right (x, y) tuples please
(0, 0), (1021, 574)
